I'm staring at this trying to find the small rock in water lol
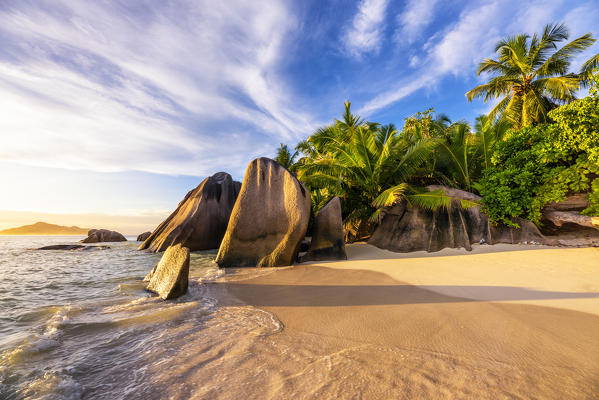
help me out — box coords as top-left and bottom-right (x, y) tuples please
(37, 244), (110, 251)
(145, 244), (190, 300)
(137, 231), (151, 242)
(80, 229), (127, 243)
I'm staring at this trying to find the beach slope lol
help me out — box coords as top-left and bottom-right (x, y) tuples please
(223, 244), (599, 399)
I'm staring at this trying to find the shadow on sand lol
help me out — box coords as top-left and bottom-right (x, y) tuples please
(223, 282), (599, 307)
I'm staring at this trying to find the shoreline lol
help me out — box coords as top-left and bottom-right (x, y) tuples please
(217, 243), (599, 398)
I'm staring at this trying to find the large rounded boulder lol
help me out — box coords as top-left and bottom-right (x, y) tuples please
(80, 229), (127, 243)
(139, 172), (241, 252)
(301, 196), (347, 262)
(215, 158), (311, 267)
(369, 186), (547, 253)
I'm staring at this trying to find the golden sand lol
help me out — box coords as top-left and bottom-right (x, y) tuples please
(219, 244), (599, 399)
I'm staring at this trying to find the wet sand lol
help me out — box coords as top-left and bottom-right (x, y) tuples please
(222, 244), (599, 399)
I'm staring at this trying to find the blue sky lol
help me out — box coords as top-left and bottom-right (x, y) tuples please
(0, 0), (598, 232)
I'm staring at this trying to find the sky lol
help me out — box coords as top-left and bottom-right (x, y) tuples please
(0, 0), (598, 233)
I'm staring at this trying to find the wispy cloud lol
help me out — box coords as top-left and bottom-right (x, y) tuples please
(358, 0), (599, 117)
(395, 0), (439, 44)
(0, 1), (317, 176)
(343, 0), (389, 57)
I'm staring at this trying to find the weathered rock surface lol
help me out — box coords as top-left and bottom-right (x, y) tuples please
(139, 172), (241, 252)
(145, 244), (190, 300)
(137, 231), (151, 242)
(544, 194), (589, 212)
(369, 186), (547, 253)
(544, 211), (599, 230)
(80, 229), (127, 243)
(37, 244), (110, 251)
(540, 194), (599, 247)
(216, 158), (311, 267)
(301, 196), (347, 262)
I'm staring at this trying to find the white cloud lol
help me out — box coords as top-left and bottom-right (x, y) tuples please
(0, 1), (317, 176)
(343, 0), (389, 57)
(432, 1), (502, 76)
(357, 0), (595, 116)
(358, 74), (436, 115)
(395, 0), (439, 44)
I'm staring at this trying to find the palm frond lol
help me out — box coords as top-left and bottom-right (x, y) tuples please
(372, 183), (407, 209)
(407, 190), (479, 211)
(580, 52), (599, 80)
(536, 32), (595, 77)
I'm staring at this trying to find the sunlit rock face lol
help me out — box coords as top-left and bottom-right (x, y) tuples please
(216, 158), (311, 268)
(301, 196), (347, 262)
(139, 172), (241, 252)
(137, 231), (151, 242)
(369, 186), (547, 253)
(145, 244), (189, 300)
(81, 229), (127, 243)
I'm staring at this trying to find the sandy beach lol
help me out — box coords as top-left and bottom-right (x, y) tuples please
(220, 244), (599, 399)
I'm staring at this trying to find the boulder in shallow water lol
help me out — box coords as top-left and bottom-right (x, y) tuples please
(80, 229), (127, 243)
(145, 244), (190, 300)
(137, 231), (151, 242)
(369, 186), (547, 253)
(301, 196), (347, 262)
(37, 244), (110, 251)
(216, 158), (311, 267)
(139, 172), (241, 252)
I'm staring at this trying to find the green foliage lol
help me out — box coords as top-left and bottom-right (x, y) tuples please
(478, 81), (599, 226)
(295, 103), (452, 237)
(466, 23), (596, 128)
(402, 110), (511, 192)
(274, 143), (298, 172)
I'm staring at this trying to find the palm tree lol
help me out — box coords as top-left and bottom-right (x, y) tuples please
(296, 104), (476, 240)
(274, 143), (298, 171)
(466, 23), (596, 128)
(435, 122), (476, 191)
(297, 125), (435, 239)
(473, 115), (511, 171)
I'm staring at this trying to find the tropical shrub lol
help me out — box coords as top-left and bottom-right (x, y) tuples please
(478, 75), (599, 226)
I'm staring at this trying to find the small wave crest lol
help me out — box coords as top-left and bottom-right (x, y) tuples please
(21, 371), (84, 400)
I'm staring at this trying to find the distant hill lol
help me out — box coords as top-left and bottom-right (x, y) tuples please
(0, 222), (89, 235)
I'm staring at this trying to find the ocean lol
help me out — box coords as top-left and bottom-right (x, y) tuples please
(0, 236), (281, 399)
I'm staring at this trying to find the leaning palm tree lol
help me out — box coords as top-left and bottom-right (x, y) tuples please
(466, 23), (596, 128)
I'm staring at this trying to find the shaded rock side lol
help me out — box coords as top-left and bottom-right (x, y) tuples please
(215, 158), (311, 267)
(139, 172), (241, 252)
(301, 196), (347, 262)
(145, 244), (190, 300)
(369, 186), (547, 253)
(137, 231), (151, 242)
(80, 229), (127, 243)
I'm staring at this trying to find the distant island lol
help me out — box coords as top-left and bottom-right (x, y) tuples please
(0, 222), (89, 235)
